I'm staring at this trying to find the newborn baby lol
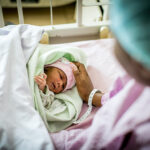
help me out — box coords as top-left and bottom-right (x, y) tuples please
(34, 58), (77, 108)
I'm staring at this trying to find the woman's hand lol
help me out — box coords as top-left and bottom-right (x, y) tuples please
(34, 73), (47, 92)
(72, 62), (94, 102)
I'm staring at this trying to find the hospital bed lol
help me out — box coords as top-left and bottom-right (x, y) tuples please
(0, 0), (125, 149)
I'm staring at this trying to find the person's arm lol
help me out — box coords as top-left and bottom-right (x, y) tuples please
(92, 92), (103, 107)
(82, 90), (103, 107)
(72, 62), (103, 107)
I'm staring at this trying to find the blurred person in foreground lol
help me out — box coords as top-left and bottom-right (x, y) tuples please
(71, 0), (150, 149)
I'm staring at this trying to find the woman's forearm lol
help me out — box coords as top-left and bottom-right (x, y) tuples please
(92, 92), (103, 107)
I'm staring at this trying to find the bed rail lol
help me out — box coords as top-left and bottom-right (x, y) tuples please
(17, 0), (24, 24)
(0, 1), (4, 27)
(0, 0), (112, 43)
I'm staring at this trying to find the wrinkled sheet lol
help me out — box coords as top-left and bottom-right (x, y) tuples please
(51, 39), (124, 147)
(51, 39), (150, 150)
(52, 39), (124, 129)
(0, 25), (54, 150)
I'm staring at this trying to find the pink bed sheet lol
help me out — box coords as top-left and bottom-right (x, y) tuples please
(50, 39), (126, 147)
(66, 39), (124, 92)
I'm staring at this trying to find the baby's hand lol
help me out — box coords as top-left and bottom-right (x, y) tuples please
(34, 73), (47, 92)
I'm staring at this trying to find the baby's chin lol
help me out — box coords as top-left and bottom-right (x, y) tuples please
(49, 87), (62, 94)
(54, 89), (63, 94)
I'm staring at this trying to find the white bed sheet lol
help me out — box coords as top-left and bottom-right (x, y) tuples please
(0, 25), (54, 150)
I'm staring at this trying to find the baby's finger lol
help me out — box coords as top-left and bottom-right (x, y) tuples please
(42, 73), (47, 79)
(34, 78), (41, 85)
(34, 77), (41, 82)
(35, 77), (45, 84)
(39, 73), (47, 80)
(36, 76), (45, 81)
(34, 77), (39, 81)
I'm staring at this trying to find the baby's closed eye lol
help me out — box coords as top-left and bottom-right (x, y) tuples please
(59, 71), (66, 89)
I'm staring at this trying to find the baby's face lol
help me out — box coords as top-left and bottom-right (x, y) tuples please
(45, 67), (67, 94)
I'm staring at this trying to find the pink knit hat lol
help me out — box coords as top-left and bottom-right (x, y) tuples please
(44, 58), (77, 92)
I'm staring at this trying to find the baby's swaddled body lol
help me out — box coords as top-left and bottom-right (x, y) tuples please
(35, 57), (77, 109)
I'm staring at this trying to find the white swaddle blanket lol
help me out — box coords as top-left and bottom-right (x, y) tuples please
(27, 44), (87, 132)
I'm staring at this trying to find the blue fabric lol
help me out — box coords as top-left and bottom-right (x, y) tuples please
(110, 0), (150, 69)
